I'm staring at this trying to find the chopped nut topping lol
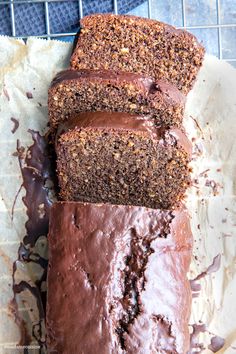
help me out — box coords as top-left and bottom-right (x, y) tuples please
(129, 103), (137, 109)
(120, 47), (129, 54)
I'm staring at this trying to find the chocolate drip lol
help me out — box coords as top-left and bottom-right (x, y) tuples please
(188, 323), (206, 353)
(11, 130), (56, 351)
(190, 254), (221, 298)
(188, 324), (225, 353)
(208, 336), (225, 352)
(188, 254), (223, 353)
(17, 130), (56, 246)
(9, 297), (32, 347)
(11, 117), (19, 134)
(194, 254), (221, 281)
(13, 281), (44, 341)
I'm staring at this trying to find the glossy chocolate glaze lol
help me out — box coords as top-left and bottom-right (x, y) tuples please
(47, 201), (193, 354)
(57, 111), (192, 157)
(50, 68), (185, 105)
(57, 111), (164, 139)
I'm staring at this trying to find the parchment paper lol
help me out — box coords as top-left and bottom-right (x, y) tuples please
(0, 36), (235, 354)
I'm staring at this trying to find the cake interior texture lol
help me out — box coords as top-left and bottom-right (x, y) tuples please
(47, 201), (193, 354)
(56, 112), (191, 210)
(48, 69), (185, 132)
(70, 14), (205, 94)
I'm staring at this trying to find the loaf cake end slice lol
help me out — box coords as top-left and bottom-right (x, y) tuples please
(70, 14), (205, 93)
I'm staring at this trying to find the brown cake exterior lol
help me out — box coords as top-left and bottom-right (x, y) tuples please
(70, 14), (205, 94)
(48, 69), (185, 132)
(56, 111), (191, 210)
(47, 201), (193, 354)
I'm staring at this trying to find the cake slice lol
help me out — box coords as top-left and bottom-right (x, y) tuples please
(47, 201), (193, 354)
(70, 14), (205, 94)
(48, 69), (185, 132)
(56, 111), (191, 209)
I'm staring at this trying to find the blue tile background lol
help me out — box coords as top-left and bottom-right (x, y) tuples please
(149, 1), (183, 27)
(184, 0), (217, 26)
(189, 28), (219, 57)
(221, 27), (236, 59)
(220, 0), (236, 24)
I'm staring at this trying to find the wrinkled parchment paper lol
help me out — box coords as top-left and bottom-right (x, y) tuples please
(0, 37), (235, 354)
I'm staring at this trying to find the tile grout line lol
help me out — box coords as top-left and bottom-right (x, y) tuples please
(114, 0), (118, 15)
(181, 0), (187, 28)
(78, 0), (83, 19)
(216, 0), (223, 59)
(44, 1), (51, 40)
(10, 0), (16, 37)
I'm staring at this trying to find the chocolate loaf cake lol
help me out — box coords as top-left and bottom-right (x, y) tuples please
(70, 14), (205, 94)
(47, 201), (193, 354)
(56, 111), (191, 209)
(48, 69), (185, 132)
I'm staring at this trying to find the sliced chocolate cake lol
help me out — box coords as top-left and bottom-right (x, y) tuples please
(47, 201), (193, 354)
(48, 69), (185, 132)
(70, 14), (205, 94)
(56, 111), (191, 209)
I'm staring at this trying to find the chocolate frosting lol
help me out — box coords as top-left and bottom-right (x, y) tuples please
(57, 111), (192, 156)
(47, 201), (192, 354)
(50, 68), (185, 105)
(57, 111), (164, 139)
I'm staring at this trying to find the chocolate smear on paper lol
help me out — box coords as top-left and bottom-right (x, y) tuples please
(11, 117), (19, 134)
(205, 180), (222, 196)
(190, 254), (221, 297)
(188, 323), (206, 353)
(189, 255), (222, 352)
(208, 336), (225, 352)
(192, 254), (221, 283)
(11, 130), (56, 351)
(26, 92), (33, 99)
(3, 86), (10, 101)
